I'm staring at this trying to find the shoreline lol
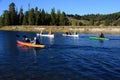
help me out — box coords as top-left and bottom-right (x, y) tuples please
(0, 26), (120, 34)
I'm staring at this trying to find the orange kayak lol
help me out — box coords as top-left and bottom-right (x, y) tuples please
(17, 40), (45, 48)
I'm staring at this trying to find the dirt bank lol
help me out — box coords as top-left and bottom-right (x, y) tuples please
(0, 26), (120, 34)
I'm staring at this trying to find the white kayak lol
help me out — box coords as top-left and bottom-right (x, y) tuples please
(62, 34), (79, 37)
(36, 33), (54, 38)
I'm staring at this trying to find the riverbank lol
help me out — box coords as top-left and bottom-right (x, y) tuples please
(0, 26), (120, 34)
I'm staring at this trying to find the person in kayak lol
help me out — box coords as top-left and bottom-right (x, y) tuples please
(49, 30), (52, 35)
(66, 32), (68, 35)
(99, 32), (104, 38)
(40, 30), (43, 35)
(31, 37), (40, 44)
(24, 37), (31, 42)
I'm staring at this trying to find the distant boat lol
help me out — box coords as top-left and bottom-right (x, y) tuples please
(36, 30), (54, 38)
(36, 33), (54, 38)
(62, 33), (79, 37)
(63, 28), (79, 37)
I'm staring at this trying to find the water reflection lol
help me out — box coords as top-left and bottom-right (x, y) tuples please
(17, 43), (31, 52)
(49, 37), (54, 44)
(38, 36), (54, 45)
(1, 31), (120, 80)
(99, 40), (104, 43)
(17, 43), (43, 64)
(32, 48), (38, 64)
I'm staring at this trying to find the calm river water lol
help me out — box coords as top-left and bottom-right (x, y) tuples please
(0, 31), (120, 80)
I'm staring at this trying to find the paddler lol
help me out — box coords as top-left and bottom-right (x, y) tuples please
(49, 30), (52, 35)
(31, 37), (40, 44)
(99, 32), (104, 38)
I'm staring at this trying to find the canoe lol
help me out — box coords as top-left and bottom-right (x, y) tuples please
(62, 34), (79, 37)
(89, 36), (109, 40)
(17, 40), (45, 48)
(36, 33), (54, 38)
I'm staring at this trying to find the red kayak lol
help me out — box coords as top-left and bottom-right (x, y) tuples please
(17, 40), (45, 48)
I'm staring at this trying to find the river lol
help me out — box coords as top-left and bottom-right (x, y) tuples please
(0, 31), (120, 80)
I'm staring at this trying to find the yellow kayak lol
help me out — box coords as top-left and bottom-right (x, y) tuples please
(17, 40), (45, 48)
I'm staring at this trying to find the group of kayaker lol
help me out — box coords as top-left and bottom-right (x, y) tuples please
(22, 32), (104, 45)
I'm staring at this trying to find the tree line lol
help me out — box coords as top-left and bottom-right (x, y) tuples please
(0, 2), (120, 26)
(0, 2), (69, 26)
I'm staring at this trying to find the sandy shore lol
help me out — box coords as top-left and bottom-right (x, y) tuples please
(0, 26), (120, 34)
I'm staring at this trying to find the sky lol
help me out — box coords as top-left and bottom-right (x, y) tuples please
(0, 0), (120, 15)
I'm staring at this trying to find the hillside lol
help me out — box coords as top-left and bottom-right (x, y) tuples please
(67, 12), (120, 26)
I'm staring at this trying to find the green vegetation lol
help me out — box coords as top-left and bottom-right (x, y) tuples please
(0, 2), (120, 26)
(68, 13), (120, 26)
(0, 2), (69, 26)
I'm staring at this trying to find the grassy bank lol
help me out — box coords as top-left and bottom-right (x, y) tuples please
(0, 26), (120, 34)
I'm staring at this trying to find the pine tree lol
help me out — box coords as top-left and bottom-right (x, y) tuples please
(19, 7), (24, 25)
(3, 10), (10, 25)
(28, 8), (35, 25)
(0, 15), (4, 26)
(41, 9), (45, 25)
(22, 11), (29, 25)
(60, 12), (69, 25)
(35, 7), (40, 25)
(45, 12), (51, 25)
(9, 2), (18, 25)
(50, 8), (56, 25)
(56, 10), (61, 26)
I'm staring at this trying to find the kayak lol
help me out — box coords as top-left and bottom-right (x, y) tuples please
(17, 40), (45, 48)
(62, 34), (79, 37)
(89, 36), (109, 40)
(36, 33), (54, 38)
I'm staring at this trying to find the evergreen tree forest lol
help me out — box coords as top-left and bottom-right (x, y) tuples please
(0, 2), (120, 26)
(0, 2), (69, 26)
